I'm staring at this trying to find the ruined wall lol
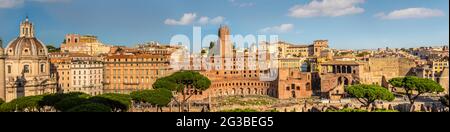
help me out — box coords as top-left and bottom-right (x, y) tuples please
(277, 68), (312, 99)
(439, 68), (449, 94)
(319, 74), (354, 97)
(361, 57), (416, 86)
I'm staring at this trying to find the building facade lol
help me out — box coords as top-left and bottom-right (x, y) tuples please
(278, 58), (307, 70)
(50, 53), (103, 96)
(277, 40), (329, 58)
(276, 68), (312, 99)
(429, 59), (449, 74)
(61, 34), (111, 56)
(103, 48), (173, 94)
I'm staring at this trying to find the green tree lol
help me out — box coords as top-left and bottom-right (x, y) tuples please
(201, 49), (207, 55)
(221, 108), (259, 112)
(209, 42), (215, 50)
(89, 93), (131, 112)
(54, 96), (90, 112)
(336, 52), (351, 56)
(0, 98), (4, 105)
(131, 89), (173, 112)
(153, 71), (211, 112)
(0, 101), (16, 112)
(346, 84), (395, 107)
(152, 77), (183, 91)
(326, 108), (368, 112)
(389, 77), (444, 111)
(46, 45), (60, 53)
(326, 108), (399, 112)
(66, 103), (112, 112)
(440, 94), (449, 108)
(372, 109), (399, 112)
(39, 92), (90, 111)
(0, 95), (44, 112)
(356, 52), (370, 57)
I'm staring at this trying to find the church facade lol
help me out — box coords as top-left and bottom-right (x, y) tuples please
(1, 17), (56, 102)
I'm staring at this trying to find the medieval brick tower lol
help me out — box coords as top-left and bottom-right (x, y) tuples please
(219, 25), (232, 58)
(218, 25), (233, 71)
(311, 40), (329, 57)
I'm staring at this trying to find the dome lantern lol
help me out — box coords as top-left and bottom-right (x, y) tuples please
(5, 17), (48, 57)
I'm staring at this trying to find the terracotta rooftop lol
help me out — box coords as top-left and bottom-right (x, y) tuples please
(287, 45), (309, 48)
(105, 53), (169, 59)
(279, 58), (306, 60)
(49, 52), (93, 57)
(321, 61), (362, 65)
(69, 53), (93, 57)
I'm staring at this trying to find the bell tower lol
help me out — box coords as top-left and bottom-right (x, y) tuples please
(19, 16), (35, 38)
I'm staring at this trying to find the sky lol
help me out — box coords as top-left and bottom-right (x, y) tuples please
(0, 0), (448, 50)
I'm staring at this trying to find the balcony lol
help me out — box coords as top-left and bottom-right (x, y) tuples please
(124, 82), (140, 85)
(82, 85), (95, 88)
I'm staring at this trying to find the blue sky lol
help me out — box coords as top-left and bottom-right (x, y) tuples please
(0, 0), (448, 50)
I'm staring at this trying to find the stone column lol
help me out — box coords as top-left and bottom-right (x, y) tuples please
(0, 38), (6, 101)
(342, 66), (347, 73)
(333, 65), (337, 73)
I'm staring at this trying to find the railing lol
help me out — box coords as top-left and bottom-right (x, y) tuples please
(124, 82), (140, 85)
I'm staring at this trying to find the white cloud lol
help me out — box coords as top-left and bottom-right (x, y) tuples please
(229, 0), (254, 8)
(259, 24), (294, 34)
(209, 16), (225, 25)
(0, 0), (69, 8)
(164, 13), (197, 26)
(198, 16), (210, 25)
(31, 0), (70, 2)
(198, 16), (225, 25)
(0, 0), (24, 8)
(288, 0), (365, 18)
(376, 8), (445, 20)
(166, 13), (225, 26)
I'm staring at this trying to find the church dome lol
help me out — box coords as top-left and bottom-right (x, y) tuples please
(5, 37), (48, 57)
(4, 17), (48, 57)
